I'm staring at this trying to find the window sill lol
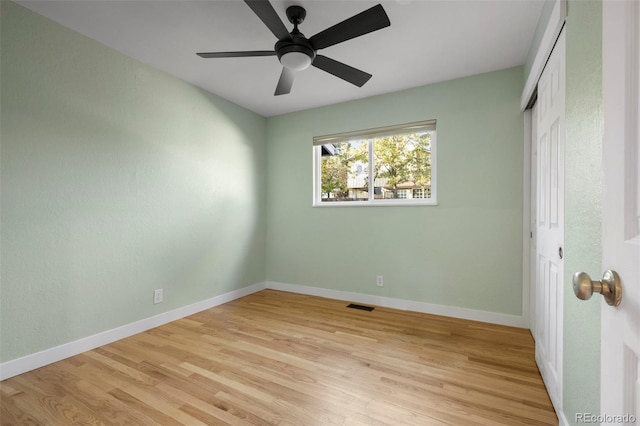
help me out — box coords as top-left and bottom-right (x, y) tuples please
(312, 199), (438, 207)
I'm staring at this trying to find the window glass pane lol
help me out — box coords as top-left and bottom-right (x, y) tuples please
(314, 121), (436, 206)
(320, 140), (368, 202)
(372, 132), (432, 200)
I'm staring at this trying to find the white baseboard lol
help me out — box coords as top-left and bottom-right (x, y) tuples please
(266, 281), (528, 328)
(0, 282), (266, 380)
(1, 280), (528, 381)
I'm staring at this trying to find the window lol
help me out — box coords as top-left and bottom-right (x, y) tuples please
(313, 120), (436, 206)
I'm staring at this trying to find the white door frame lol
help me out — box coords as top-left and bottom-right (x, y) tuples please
(521, 0), (567, 111)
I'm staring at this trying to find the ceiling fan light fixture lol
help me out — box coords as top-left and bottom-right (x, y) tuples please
(276, 41), (315, 71)
(280, 51), (312, 71)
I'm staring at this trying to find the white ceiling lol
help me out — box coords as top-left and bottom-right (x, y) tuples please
(17, 0), (544, 117)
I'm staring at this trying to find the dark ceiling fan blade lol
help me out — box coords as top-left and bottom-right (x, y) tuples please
(275, 67), (294, 96)
(197, 51), (276, 58)
(312, 55), (372, 87)
(244, 0), (290, 41)
(309, 4), (390, 50)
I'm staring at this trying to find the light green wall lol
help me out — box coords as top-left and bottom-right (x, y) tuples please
(265, 67), (525, 315)
(563, 0), (602, 423)
(0, 1), (267, 362)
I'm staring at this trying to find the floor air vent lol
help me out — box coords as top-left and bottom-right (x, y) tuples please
(346, 303), (374, 311)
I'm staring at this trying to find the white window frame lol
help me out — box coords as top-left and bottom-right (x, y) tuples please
(313, 120), (437, 207)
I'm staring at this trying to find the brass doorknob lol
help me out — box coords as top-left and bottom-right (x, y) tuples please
(572, 270), (622, 307)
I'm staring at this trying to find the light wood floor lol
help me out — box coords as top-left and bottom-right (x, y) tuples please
(1, 290), (557, 425)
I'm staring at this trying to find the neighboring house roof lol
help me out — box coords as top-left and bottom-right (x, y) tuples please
(347, 175), (429, 190)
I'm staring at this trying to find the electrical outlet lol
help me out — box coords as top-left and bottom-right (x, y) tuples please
(376, 275), (384, 287)
(153, 289), (163, 304)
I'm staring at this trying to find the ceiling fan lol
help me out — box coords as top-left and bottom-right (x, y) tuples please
(197, 1), (391, 96)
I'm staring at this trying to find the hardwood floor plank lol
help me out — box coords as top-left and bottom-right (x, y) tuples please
(1, 290), (557, 425)
(107, 387), (182, 425)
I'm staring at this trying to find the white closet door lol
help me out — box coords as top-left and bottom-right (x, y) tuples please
(533, 29), (566, 412)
